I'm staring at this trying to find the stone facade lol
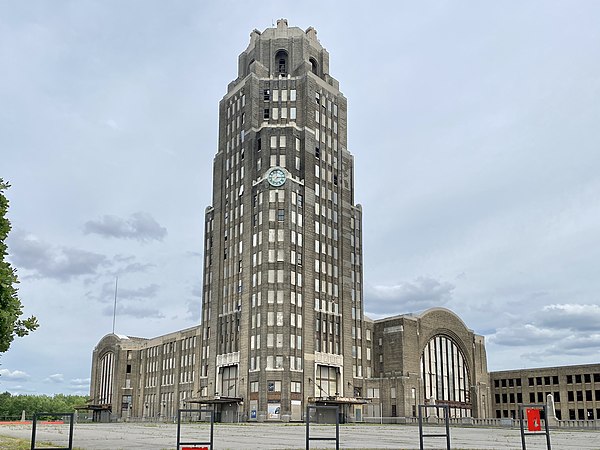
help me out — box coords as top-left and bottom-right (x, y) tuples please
(360, 309), (491, 420)
(89, 327), (201, 422)
(195, 18), (367, 422)
(490, 363), (600, 421)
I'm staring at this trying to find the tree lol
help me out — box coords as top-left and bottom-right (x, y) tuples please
(0, 179), (38, 354)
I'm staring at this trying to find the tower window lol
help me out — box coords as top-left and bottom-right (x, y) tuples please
(310, 57), (318, 75)
(275, 50), (288, 76)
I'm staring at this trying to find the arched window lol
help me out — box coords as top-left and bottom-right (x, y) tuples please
(421, 335), (470, 417)
(275, 50), (288, 76)
(98, 351), (114, 405)
(309, 57), (318, 75)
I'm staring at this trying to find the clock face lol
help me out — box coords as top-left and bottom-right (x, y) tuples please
(267, 167), (286, 187)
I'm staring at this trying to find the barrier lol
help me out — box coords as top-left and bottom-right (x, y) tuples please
(31, 412), (74, 450)
(519, 404), (551, 450)
(305, 405), (339, 450)
(176, 408), (214, 450)
(418, 404), (450, 450)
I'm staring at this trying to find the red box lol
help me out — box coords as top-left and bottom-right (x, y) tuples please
(526, 408), (542, 432)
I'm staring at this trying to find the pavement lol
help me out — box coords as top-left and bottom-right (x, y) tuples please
(1, 422), (599, 449)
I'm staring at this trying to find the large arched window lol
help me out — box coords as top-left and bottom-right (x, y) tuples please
(275, 50), (288, 76)
(98, 351), (114, 405)
(421, 335), (470, 417)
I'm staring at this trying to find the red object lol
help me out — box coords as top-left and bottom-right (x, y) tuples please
(526, 408), (542, 431)
(182, 447), (208, 450)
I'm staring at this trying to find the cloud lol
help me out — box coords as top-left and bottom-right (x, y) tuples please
(489, 324), (566, 347)
(120, 262), (155, 274)
(68, 377), (90, 391)
(489, 303), (600, 360)
(8, 231), (107, 281)
(364, 276), (455, 316)
(89, 281), (160, 303)
(103, 303), (165, 319)
(191, 284), (202, 298)
(186, 299), (201, 321)
(537, 304), (600, 331)
(0, 369), (31, 381)
(45, 373), (64, 383)
(84, 212), (167, 242)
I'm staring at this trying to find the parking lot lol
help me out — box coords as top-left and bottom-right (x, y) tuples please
(1, 422), (600, 449)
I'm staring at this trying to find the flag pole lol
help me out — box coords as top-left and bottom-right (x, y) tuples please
(112, 276), (118, 334)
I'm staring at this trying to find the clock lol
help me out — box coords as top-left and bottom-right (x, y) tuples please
(266, 167), (287, 187)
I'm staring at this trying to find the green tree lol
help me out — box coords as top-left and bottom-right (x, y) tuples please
(0, 179), (38, 354)
(0, 392), (88, 417)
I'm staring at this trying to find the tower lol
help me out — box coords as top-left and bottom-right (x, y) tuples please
(198, 19), (367, 421)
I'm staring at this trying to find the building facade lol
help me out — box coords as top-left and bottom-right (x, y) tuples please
(89, 20), (495, 423)
(89, 327), (201, 422)
(196, 19), (367, 422)
(491, 364), (600, 421)
(362, 309), (491, 420)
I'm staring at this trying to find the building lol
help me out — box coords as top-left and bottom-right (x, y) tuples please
(491, 364), (600, 421)
(90, 20), (499, 423)
(89, 326), (201, 422)
(362, 309), (490, 420)
(196, 18), (369, 423)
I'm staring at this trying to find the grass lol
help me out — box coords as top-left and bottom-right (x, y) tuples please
(0, 435), (47, 449)
(0, 435), (84, 450)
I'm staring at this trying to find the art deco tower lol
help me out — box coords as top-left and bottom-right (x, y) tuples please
(198, 19), (367, 421)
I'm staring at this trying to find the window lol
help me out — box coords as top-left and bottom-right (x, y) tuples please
(263, 108), (269, 119)
(268, 380), (281, 392)
(421, 335), (471, 417)
(316, 365), (338, 396)
(275, 50), (288, 75)
(277, 209), (285, 221)
(263, 89), (270, 100)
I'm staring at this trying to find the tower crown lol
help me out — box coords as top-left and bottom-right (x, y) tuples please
(235, 19), (334, 88)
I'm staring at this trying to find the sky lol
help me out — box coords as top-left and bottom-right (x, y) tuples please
(1, 1), (599, 396)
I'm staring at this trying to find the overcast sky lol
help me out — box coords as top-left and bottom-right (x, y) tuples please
(2, 1), (599, 396)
